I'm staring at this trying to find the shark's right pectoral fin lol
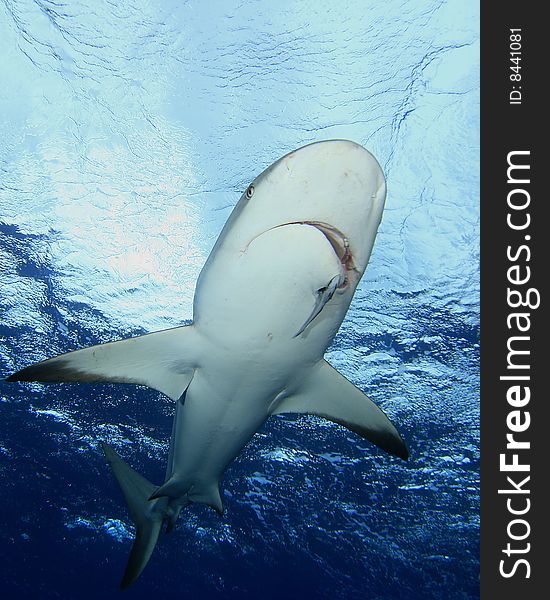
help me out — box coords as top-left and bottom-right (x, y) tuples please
(5, 325), (197, 401)
(272, 359), (408, 460)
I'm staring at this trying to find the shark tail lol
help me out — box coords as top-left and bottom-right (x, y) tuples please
(101, 443), (165, 590)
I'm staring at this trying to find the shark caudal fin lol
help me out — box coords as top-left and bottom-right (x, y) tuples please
(272, 359), (408, 460)
(5, 325), (196, 401)
(101, 444), (165, 590)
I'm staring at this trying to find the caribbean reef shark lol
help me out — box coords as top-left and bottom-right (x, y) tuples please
(7, 139), (408, 588)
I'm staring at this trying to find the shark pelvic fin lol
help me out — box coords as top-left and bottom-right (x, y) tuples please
(189, 482), (224, 516)
(150, 478), (224, 516)
(6, 325), (196, 401)
(271, 359), (408, 460)
(149, 476), (181, 501)
(101, 443), (165, 589)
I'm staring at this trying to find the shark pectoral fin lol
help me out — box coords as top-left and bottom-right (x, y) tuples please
(102, 443), (164, 589)
(272, 360), (408, 460)
(294, 274), (342, 337)
(5, 325), (197, 401)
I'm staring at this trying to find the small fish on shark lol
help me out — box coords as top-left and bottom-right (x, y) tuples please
(6, 139), (408, 588)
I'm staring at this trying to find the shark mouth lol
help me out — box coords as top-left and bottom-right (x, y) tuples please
(295, 220), (356, 277)
(244, 220), (356, 337)
(249, 220), (356, 281)
(250, 220), (357, 337)
(285, 221), (358, 336)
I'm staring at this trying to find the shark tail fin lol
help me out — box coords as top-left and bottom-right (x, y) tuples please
(5, 325), (196, 401)
(101, 443), (164, 590)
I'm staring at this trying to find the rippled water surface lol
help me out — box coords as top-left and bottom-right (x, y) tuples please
(0, 1), (479, 598)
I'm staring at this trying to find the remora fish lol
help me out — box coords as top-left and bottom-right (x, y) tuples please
(6, 140), (408, 588)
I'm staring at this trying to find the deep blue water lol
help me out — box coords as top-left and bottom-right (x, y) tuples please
(0, 1), (479, 598)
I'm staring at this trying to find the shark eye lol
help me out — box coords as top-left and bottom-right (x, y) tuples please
(245, 185), (255, 199)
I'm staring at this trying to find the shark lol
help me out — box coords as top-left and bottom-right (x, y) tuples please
(6, 139), (408, 588)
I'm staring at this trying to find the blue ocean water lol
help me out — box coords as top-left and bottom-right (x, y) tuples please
(0, 1), (479, 598)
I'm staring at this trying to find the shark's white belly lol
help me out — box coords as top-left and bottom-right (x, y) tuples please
(168, 224), (355, 498)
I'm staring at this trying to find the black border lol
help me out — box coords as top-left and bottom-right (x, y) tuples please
(481, 5), (546, 597)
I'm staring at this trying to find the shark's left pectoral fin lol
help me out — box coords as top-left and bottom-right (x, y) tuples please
(5, 325), (197, 401)
(272, 359), (408, 460)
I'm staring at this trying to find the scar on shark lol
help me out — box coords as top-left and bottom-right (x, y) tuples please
(6, 140), (408, 588)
